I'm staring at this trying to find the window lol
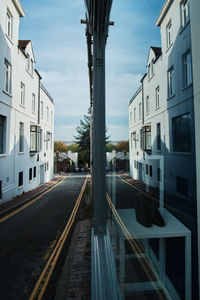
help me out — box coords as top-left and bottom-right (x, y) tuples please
(18, 171), (23, 187)
(40, 101), (43, 118)
(29, 168), (32, 181)
(157, 123), (161, 151)
(151, 59), (154, 76)
(19, 122), (24, 153)
(155, 86), (160, 108)
(134, 108), (136, 123)
(47, 106), (49, 122)
(0, 115), (6, 154)
(30, 125), (41, 152)
(32, 93), (36, 113)
(20, 82), (25, 106)
(139, 103), (142, 120)
(27, 54), (30, 72)
(176, 176), (188, 196)
(6, 10), (13, 39)
(0, 181), (2, 199)
(130, 112), (132, 126)
(47, 162), (49, 171)
(158, 168), (161, 182)
(4, 60), (12, 94)
(172, 113), (191, 152)
(148, 64), (150, 80)
(33, 166), (36, 178)
(167, 66), (175, 97)
(166, 20), (172, 48)
(31, 59), (33, 75)
(146, 96), (150, 115)
(183, 50), (192, 87)
(140, 125), (151, 151)
(149, 165), (153, 177)
(181, 0), (189, 27)
(146, 164), (148, 175)
(51, 111), (53, 125)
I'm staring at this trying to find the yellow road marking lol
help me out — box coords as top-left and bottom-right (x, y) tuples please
(0, 178), (65, 224)
(106, 193), (165, 300)
(29, 175), (89, 300)
(118, 175), (157, 201)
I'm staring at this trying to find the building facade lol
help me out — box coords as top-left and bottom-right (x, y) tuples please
(0, 0), (54, 202)
(129, 0), (198, 298)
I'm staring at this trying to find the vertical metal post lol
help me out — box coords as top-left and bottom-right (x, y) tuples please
(93, 31), (107, 234)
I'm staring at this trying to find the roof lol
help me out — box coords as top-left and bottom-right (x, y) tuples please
(40, 83), (54, 104)
(129, 85), (142, 106)
(12, 0), (25, 17)
(151, 46), (162, 59)
(18, 40), (30, 51)
(156, 0), (173, 26)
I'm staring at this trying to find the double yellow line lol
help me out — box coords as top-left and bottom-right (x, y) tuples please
(0, 178), (65, 224)
(106, 193), (164, 300)
(29, 175), (89, 300)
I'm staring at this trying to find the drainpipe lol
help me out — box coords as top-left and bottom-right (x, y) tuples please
(93, 30), (107, 235)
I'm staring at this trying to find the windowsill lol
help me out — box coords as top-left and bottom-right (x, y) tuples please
(156, 150), (162, 153)
(167, 94), (175, 101)
(155, 106), (160, 111)
(18, 185), (23, 190)
(26, 69), (34, 78)
(29, 180), (33, 183)
(5, 34), (13, 45)
(20, 104), (26, 109)
(182, 83), (192, 91)
(171, 151), (192, 156)
(32, 111), (36, 115)
(166, 43), (173, 53)
(3, 90), (12, 98)
(146, 113), (150, 116)
(0, 154), (7, 158)
(19, 152), (24, 155)
(179, 21), (190, 35)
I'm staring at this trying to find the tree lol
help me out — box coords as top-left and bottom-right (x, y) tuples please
(116, 140), (129, 153)
(74, 114), (111, 166)
(74, 115), (90, 166)
(106, 143), (116, 152)
(68, 143), (79, 153)
(54, 141), (67, 152)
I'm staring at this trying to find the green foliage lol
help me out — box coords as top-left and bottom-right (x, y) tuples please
(116, 140), (129, 153)
(106, 143), (116, 152)
(54, 141), (67, 152)
(68, 143), (79, 153)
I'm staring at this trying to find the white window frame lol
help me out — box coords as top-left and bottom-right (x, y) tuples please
(4, 60), (11, 94)
(20, 82), (25, 106)
(155, 86), (160, 108)
(139, 103), (142, 120)
(19, 122), (24, 153)
(147, 64), (150, 80)
(6, 9), (13, 40)
(32, 93), (36, 113)
(183, 50), (192, 87)
(167, 66), (175, 97)
(151, 59), (154, 76)
(146, 96), (150, 115)
(47, 106), (49, 122)
(40, 101), (43, 118)
(166, 20), (172, 49)
(181, 0), (189, 27)
(134, 108), (136, 123)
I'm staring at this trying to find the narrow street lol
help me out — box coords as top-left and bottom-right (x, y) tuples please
(0, 174), (87, 300)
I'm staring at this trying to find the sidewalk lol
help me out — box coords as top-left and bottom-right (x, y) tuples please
(0, 175), (66, 216)
(119, 173), (159, 199)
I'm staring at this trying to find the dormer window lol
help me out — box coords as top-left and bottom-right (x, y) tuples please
(6, 9), (13, 40)
(181, 0), (189, 27)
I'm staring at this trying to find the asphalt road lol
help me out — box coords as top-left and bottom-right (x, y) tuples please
(0, 174), (86, 300)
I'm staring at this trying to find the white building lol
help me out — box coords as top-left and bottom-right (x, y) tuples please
(129, 0), (198, 298)
(0, 0), (54, 202)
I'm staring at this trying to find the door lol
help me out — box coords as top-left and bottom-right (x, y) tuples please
(40, 165), (44, 185)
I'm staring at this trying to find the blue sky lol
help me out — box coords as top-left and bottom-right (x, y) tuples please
(19, 0), (164, 142)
